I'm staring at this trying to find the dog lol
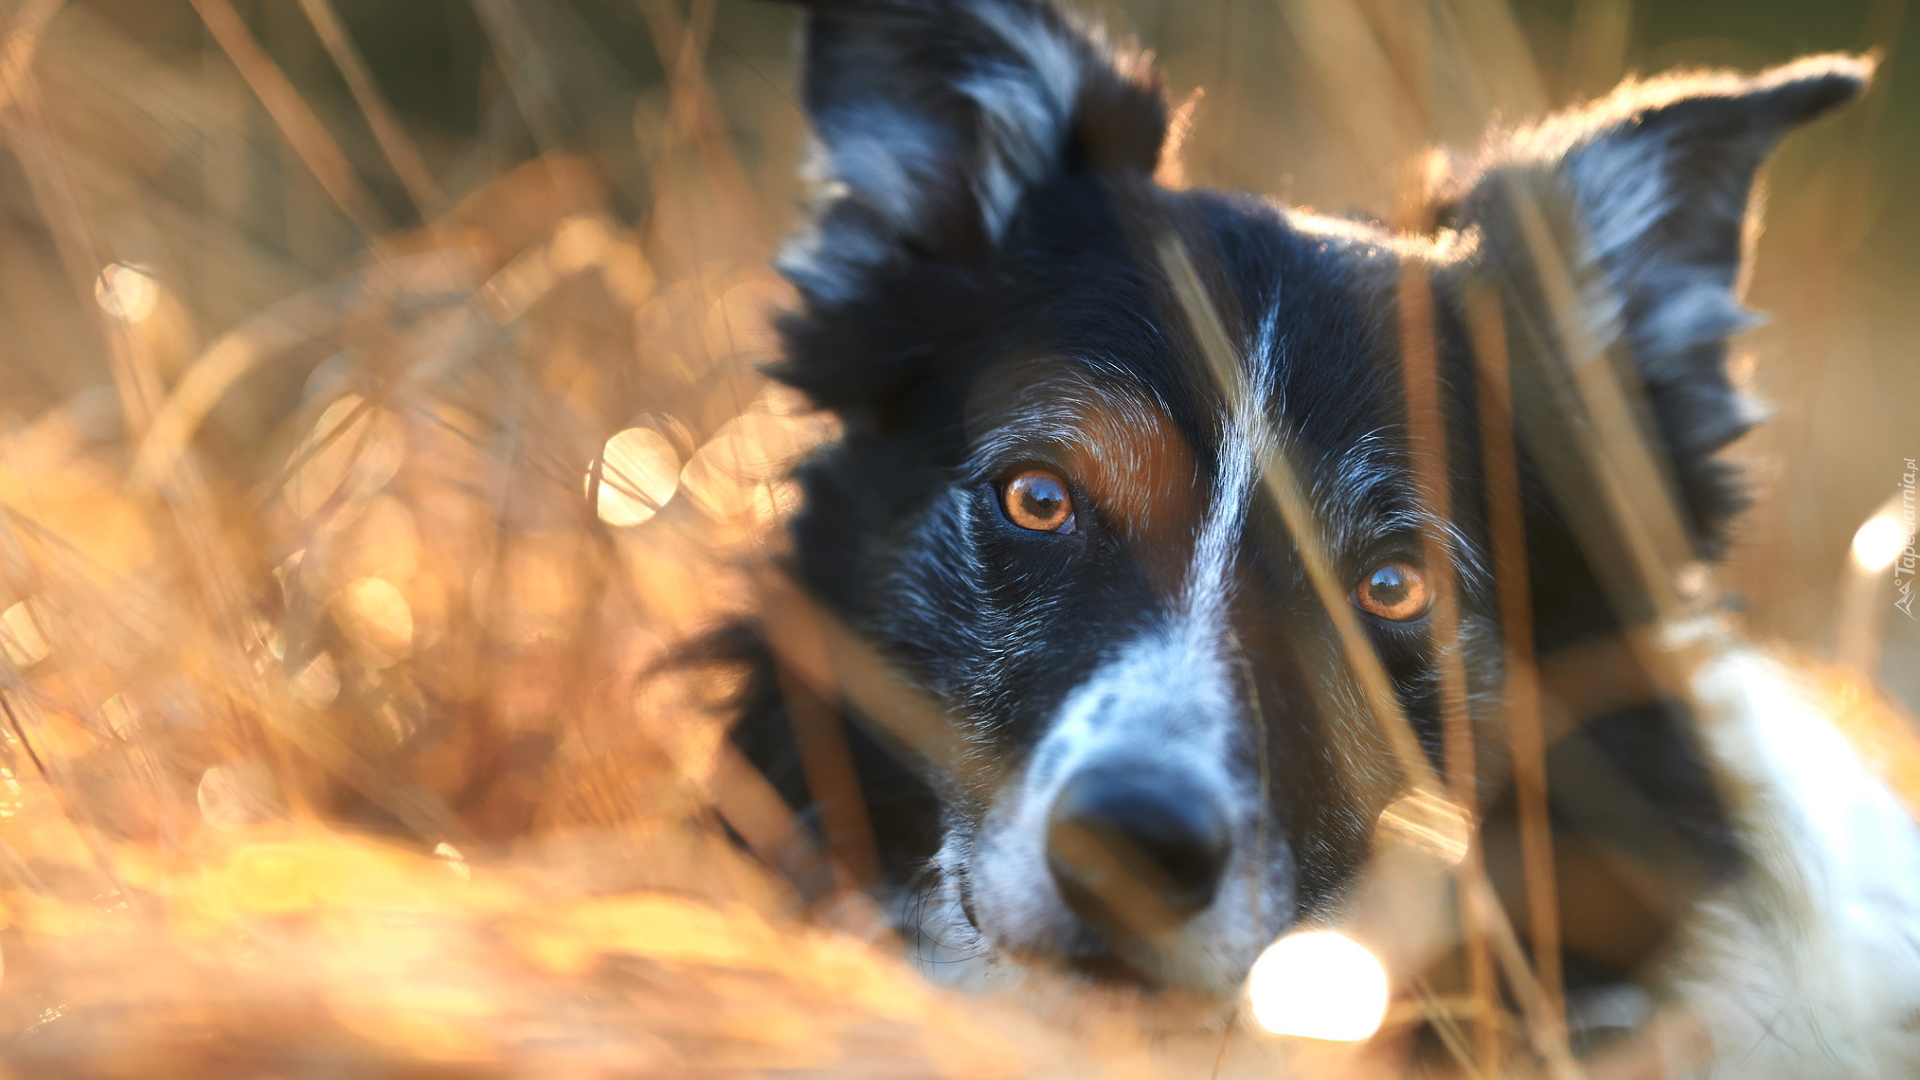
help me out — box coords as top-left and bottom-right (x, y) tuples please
(711, 0), (1920, 1072)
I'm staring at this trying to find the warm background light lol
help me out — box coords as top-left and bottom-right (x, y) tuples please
(1246, 930), (1391, 1042)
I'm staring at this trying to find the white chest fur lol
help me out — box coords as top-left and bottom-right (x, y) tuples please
(1665, 650), (1920, 1077)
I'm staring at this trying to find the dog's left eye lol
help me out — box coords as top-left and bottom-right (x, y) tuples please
(1353, 562), (1431, 621)
(1001, 469), (1076, 533)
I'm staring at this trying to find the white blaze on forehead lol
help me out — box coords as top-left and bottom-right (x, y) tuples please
(1031, 298), (1282, 774)
(1180, 312), (1277, 634)
(1177, 291), (1282, 646)
(960, 301), (1290, 989)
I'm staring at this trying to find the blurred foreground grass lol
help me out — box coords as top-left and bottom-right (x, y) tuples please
(0, 0), (1912, 1076)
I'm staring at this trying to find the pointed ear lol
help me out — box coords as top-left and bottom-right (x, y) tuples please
(772, 0), (1167, 306)
(1442, 55), (1872, 553)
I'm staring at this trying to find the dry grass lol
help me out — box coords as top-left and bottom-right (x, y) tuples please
(0, 0), (1910, 1076)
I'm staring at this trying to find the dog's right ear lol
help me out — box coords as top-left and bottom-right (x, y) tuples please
(1437, 56), (1870, 557)
(771, 0), (1166, 310)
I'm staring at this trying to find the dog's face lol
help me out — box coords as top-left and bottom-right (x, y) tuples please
(764, 0), (1865, 1000)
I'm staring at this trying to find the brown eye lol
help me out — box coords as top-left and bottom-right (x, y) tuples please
(1002, 470), (1076, 533)
(1353, 562), (1431, 621)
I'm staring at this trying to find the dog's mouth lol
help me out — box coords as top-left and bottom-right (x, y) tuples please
(954, 869), (1168, 990)
(1058, 948), (1169, 989)
(953, 865), (1252, 1001)
(988, 942), (1169, 992)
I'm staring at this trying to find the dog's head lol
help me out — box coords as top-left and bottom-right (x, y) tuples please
(763, 0), (1867, 1000)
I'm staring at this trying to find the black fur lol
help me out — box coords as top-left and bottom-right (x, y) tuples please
(702, 0), (1868, 1020)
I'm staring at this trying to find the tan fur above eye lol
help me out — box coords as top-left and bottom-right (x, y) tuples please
(1352, 562), (1431, 621)
(1002, 470), (1076, 533)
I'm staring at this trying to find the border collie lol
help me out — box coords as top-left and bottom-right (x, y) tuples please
(716, 0), (1920, 1072)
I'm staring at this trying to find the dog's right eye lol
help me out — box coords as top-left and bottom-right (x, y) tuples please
(1001, 470), (1076, 533)
(1352, 562), (1431, 621)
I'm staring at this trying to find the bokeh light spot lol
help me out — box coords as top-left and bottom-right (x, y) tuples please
(287, 396), (405, 519)
(93, 262), (160, 322)
(1853, 513), (1909, 573)
(434, 842), (472, 882)
(339, 578), (414, 660)
(290, 652), (341, 709)
(679, 412), (818, 519)
(0, 768), (22, 819)
(549, 216), (611, 274)
(1246, 930), (1390, 1042)
(102, 695), (139, 739)
(198, 762), (285, 829)
(0, 601), (49, 667)
(341, 496), (422, 585)
(592, 427), (680, 527)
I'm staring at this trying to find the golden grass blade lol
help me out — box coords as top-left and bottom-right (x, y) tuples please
(0, 9), (171, 446)
(0, 0), (62, 116)
(1565, 0), (1630, 101)
(756, 569), (995, 799)
(188, 0), (388, 237)
(1468, 283), (1566, 1031)
(1398, 257), (1503, 1073)
(293, 0), (448, 220)
(1501, 190), (1692, 628)
(635, 0), (769, 245)
(126, 264), (420, 494)
(465, 0), (565, 152)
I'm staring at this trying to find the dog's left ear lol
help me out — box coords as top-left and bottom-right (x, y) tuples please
(771, 0), (1166, 309)
(1442, 55), (1872, 553)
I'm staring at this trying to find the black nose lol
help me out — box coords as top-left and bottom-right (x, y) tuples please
(1045, 762), (1232, 939)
